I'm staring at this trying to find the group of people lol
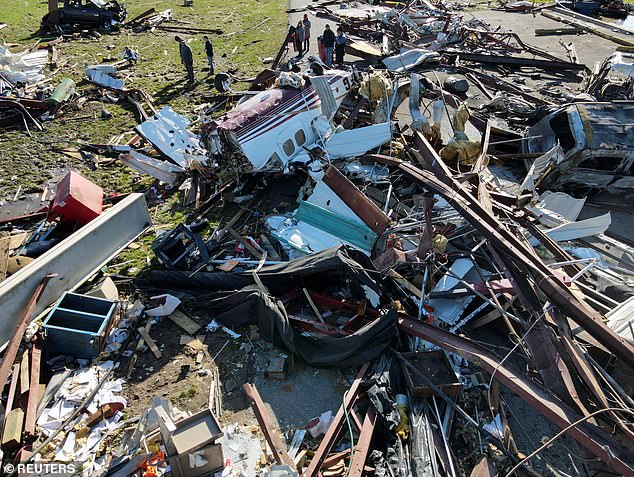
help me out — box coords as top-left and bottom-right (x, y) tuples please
(320, 24), (347, 67)
(175, 35), (215, 85)
(174, 13), (350, 86)
(290, 14), (347, 67)
(291, 14), (312, 56)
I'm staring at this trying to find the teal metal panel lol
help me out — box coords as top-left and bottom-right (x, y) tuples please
(296, 201), (377, 252)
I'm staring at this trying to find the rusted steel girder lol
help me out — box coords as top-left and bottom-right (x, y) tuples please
(397, 317), (634, 476)
(347, 406), (377, 477)
(304, 363), (370, 477)
(371, 142), (634, 369)
(243, 383), (294, 468)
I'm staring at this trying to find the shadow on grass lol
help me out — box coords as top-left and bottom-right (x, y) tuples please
(152, 78), (203, 103)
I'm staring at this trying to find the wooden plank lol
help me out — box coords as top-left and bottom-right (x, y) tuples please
(322, 449), (351, 468)
(24, 338), (42, 436)
(303, 288), (326, 324)
(0, 275), (54, 395)
(19, 349), (29, 395)
(243, 383), (294, 468)
(2, 408), (24, 450)
(8, 233), (28, 250)
(535, 27), (583, 36)
(214, 207), (247, 241)
(180, 335), (205, 350)
(4, 363), (20, 425)
(0, 237), (9, 281)
(126, 320), (153, 377)
(387, 270), (422, 299)
(168, 310), (201, 335)
(227, 228), (263, 259)
(137, 327), (162, 359)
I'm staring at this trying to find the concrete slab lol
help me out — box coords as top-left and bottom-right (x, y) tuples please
(473, 9), (618, 67)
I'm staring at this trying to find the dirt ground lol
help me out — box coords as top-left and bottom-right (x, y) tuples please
(119, 306), (349, 438)
(2, 1), (633, 474)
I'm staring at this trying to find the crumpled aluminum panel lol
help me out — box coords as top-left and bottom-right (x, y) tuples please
(136, 106), (208, 167)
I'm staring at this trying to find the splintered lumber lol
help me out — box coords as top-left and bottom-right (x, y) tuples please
(0, 275), (54, 393)
(19, 350), (29, 395)
(4, 364), (20, 425)
(535, 27), (583, 36)
(2, 408), (24, 450)
(168, 310), (201, 335)
(227, 228), (262, 259)
(25, 338), (42, 436)
(127, 319), (153, 377)
(125, 7), (156, 26)
(137, 327), (162, 359)
(243, 383), (294, 468)
(305, 363), (370, 475)
(303, 288), (326, 324)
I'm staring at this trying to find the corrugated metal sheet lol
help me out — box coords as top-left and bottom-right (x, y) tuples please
(0, 45), (48, 84)
(310, 76), (337, 119)
(538, 191), (586, 222)
(607, 296), (634, 345)
(528, 212), (611, 245)
(382, 49), (439, 72)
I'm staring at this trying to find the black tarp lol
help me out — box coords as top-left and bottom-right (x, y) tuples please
(136, 246), (397, 367)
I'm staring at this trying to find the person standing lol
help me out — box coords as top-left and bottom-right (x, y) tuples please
(175, 36), (194, 84)
(322, 24), (335, 66)
(335, 27), (347, 66)
(302, 14), (311, 53)
(203, 35), (214, 74)
(294, 21), (305, 56)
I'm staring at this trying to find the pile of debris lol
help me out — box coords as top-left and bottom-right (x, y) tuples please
(0, 42), (75, 133)
(1, 0), (634, 476)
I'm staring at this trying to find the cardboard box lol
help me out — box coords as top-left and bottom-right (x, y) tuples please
(169, 443), (224, 477)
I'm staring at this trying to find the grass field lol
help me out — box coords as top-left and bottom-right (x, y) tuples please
(0, 0), (288, 272)
(0, 0), (289, 195)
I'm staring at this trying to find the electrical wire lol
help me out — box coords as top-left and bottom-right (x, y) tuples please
(504, 408), (634, 477)
(342, 389), (355, 477)
(486, 314), (542, 423)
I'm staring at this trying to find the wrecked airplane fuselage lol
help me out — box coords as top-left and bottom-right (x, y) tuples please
(201, 69), (358, 175)
(523, 102), (634, 194)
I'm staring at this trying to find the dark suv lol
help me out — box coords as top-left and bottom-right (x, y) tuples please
(42, 0), (126, 31)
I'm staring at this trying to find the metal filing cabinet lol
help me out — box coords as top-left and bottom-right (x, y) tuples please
(42, 292), (116, 359)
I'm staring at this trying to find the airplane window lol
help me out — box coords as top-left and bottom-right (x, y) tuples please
(283, 139), (295, 156)
(295, 129), (306, 146)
